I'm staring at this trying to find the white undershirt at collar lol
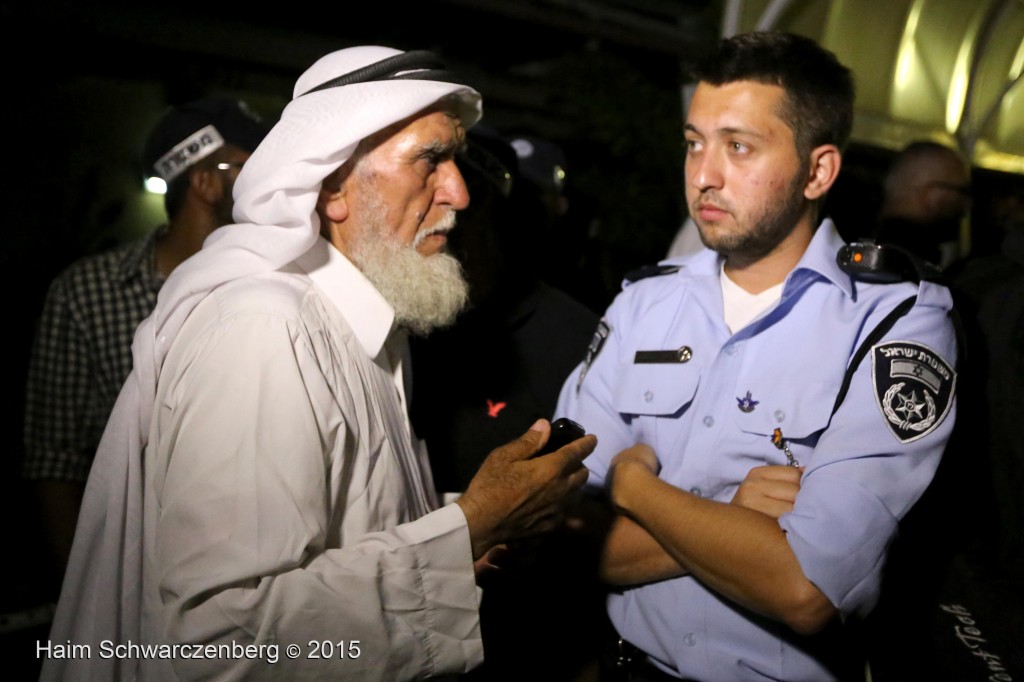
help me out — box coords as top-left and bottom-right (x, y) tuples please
(720, 263), (784, 334)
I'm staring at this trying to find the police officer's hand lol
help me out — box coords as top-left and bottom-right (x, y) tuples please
(609, 443), (659, 474)
(456, 419), (595, 560)
(605, 444), (659, 513)
(730, 465), (803, 519)
(473, 544), (510, 587)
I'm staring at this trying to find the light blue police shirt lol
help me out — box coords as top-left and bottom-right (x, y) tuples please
(555, 220), (958, 682)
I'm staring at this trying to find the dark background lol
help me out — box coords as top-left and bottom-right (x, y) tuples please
(2, 1), (1021, 679)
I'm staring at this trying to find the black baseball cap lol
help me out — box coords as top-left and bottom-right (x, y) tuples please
(142, 96), (271, 182)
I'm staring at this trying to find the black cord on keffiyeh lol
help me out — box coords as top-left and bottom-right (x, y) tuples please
(299, 50), (465, 96)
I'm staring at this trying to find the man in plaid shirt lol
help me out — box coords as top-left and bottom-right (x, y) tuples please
(22, 96), (270, 589)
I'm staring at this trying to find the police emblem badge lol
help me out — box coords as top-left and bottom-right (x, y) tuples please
(872, 340), (956, 443)
(576, 320), (610, 394)
(737, 391), (759, 413)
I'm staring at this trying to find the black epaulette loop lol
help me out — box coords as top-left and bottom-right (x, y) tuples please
(836, 241), (944, 284)
(624, 264), (680, 285)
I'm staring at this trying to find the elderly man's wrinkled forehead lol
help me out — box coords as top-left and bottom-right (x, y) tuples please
(319, 98), (466, 192)
(354, 98), (466, 160)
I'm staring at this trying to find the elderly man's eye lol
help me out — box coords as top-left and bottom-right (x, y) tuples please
(418, 152), (445, 171)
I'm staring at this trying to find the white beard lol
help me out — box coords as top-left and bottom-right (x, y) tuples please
(349, 203), (469, 337)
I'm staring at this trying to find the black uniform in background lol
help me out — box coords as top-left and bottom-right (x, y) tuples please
(410, 126), (605, 682)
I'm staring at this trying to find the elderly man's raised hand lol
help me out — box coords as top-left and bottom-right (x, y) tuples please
(456, 419), (595, 559)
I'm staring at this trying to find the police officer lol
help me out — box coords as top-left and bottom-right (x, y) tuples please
(555, 31), (958, 681)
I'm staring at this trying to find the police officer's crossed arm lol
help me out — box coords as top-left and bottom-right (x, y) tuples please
(599, 450), (805, 573)
(599, 452), (804, 586)
(601, 445), (835, 635)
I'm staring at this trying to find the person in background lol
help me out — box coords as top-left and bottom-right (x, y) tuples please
(871, 140), (972, 269)
(412, 124), (598, 495)
(556, 31), (958, 681)
(43, 46), (594, 682)
(946, 173), (1024, 591)
(410, 124), (601, 681)
(665, 216), (704, 259)
(21, 95), (270, 591)
(507, 132), (608, 314)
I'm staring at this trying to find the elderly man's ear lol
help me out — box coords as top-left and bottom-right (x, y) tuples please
(320, 192), (348, 223)
(318, 166), (365, 254)
(317, 193), (349, 250)
(317, 166), (350, 224)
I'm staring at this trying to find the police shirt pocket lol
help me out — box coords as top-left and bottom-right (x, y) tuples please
(732, 380), (836, 463)
(612, 362), (701, 417)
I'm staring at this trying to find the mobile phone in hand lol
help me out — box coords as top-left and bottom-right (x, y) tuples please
(536, 417), (586, 457)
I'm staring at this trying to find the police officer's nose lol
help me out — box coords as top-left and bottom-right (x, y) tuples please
(687, 152), (724, 193)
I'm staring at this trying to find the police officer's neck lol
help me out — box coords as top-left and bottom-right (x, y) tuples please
(723, 220), (814, 294)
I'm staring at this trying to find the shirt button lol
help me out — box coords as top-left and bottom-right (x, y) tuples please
(690, 487), (702, 497)
(703, 416), (714, 428)
(774, 410), (786, 422)
(644, 391), (654, 403)
(684, 633), (697, 647)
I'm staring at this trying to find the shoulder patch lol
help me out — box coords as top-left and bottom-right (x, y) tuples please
(624, 264), (680, 285)
(872, 340), (956, 443)
(576, 319), (610, 394)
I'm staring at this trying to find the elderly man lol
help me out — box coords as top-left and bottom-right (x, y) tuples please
(43, 46), (594, 681)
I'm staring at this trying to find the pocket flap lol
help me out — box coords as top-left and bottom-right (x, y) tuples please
(613, 362), (702, 417)
(731, 379), (835, 440)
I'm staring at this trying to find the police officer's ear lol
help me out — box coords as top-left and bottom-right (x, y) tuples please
(803, 144), (842, 201)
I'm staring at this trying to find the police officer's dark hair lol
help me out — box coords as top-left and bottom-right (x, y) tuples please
(690, 31), (855, 157)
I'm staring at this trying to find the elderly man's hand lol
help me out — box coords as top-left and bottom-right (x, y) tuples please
(456, 420), (595, 560)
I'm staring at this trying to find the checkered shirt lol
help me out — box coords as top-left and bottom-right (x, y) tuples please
(22, 227), (166, 482)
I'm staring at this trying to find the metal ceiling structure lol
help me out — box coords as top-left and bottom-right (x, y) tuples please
(2, 0), (1022, 267)
(6, 0), (1018, 169)
(724, 0), (1024, 174)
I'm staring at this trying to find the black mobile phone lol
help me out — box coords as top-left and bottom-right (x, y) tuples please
(537, 417), (586, 456)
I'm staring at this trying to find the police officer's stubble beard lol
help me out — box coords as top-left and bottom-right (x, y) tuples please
(694, 158), (811, 264)
(348, 187), (469, 336)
